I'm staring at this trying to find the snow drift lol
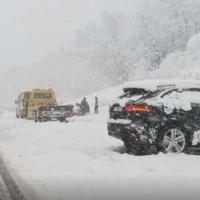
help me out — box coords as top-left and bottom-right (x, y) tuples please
(152, 33), (200, 79)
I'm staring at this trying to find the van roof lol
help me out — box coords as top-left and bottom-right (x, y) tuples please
(31, 88), (55, 92)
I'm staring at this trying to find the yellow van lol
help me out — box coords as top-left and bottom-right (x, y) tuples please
(15, 88), (57, 119)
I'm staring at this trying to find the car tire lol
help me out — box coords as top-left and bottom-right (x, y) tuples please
(59, 117), (65, 122)
(157, 127), (188, 154)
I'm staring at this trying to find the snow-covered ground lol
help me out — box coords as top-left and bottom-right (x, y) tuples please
(0, 106), (200, 200)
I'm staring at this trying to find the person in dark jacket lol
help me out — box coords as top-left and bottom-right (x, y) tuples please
(94, 96), (99, 114)
(80, 97), (90, 115)
(85, 101), (90, 113)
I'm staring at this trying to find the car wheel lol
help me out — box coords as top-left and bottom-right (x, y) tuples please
(59, 117), (65, 122)
(160, 128), (186, 154)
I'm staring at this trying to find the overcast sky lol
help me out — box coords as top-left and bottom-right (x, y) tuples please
(0, 0), (135, 72)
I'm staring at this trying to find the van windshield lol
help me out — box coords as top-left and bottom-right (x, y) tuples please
(34, 93), (52, 99)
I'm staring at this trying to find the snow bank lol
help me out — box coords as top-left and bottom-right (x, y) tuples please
(152, 33), (200, 79)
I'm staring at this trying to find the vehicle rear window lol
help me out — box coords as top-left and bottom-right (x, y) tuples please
(119, 88), (149, 98)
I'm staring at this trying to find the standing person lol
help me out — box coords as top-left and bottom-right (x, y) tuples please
(80, 97), (86, 115)
(94, 96), (99, 114)
(85, 100), (90, 113)
(80, 97), (90, 115)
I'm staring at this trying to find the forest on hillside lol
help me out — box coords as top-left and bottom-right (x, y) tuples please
(1, 0), (200, 103)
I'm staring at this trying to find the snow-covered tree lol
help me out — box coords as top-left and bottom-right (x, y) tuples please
(3, 0), (200, 103)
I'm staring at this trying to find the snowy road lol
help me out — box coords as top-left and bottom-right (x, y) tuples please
(0, 108), (200, 200)
(0, 175), (12, 200)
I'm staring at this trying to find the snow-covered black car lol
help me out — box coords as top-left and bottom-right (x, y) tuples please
(108, 80), (177, 139)
(107, 80), (200, 155)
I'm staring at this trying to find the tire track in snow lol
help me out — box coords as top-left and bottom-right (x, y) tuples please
(0, 157), (26, 200)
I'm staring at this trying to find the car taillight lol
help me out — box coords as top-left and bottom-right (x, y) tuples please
(125, 104), (153, 113)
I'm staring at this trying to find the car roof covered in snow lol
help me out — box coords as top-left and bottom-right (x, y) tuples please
(121, 79), (200, 91)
